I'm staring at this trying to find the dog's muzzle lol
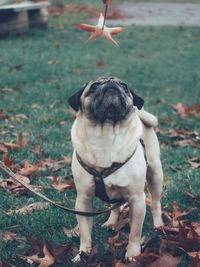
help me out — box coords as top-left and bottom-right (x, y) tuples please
(89, 83), (129, 124)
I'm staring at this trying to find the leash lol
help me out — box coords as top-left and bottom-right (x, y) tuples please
(0, 161), (125, 217)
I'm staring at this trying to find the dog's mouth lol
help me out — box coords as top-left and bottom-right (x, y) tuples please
(88, 85), (131, 124)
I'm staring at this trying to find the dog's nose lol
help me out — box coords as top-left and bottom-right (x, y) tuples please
(104, 81), (120, 93)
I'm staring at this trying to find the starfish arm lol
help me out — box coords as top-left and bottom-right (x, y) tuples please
(86, 29), (103, 43)
(103, 31), (119, 47)
(109, 27), (127, 35)
(75, 23), (96, 32)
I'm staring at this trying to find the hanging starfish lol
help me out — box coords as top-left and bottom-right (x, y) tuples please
(75, 13), (127, 47)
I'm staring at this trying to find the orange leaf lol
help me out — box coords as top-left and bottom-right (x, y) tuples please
(19, 160), (39, 177)
(24, 243), (55, 267)
(3, 153), (14, 167)
(52, 174), (75, 192)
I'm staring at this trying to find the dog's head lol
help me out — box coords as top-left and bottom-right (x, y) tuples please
(68, 76), (144, 124)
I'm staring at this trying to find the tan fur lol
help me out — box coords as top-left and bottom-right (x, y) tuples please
(70, 87), (163, 263)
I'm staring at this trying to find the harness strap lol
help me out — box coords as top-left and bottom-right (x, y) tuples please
(76, 145), (138, 203)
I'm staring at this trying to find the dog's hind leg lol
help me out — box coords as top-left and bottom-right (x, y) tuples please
(142, 126), (164, 228)
(101, 206), (120, 229)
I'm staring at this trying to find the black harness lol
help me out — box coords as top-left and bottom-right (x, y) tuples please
(76, 146), (138, 203)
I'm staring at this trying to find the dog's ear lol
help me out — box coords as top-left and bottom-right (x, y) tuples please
(130, 90), (144, 110)
(68, 83), (88, 112)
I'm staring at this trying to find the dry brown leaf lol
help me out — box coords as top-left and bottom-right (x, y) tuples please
(3, 153), (14, 167)
(187, 251), (200, 259)
(172, 103), (200, 119)
(34, 144), (42, 155)
(0, 143), (9, 153)
(163, 128), (200, 148)
(52, 174), (75, 192)
(31, 103), (41, 109)
(7, 202), (51, 215)
(175, 139), (200, 148)
(9, 114), (28, 122)
(0, 230), (24, 241)
(171, 201), (196, 226)
(41, 158), (66, 171)
(0, 87), (16, 92)
(148, 252), (180, 267)
(188, 157), (200, 169)
(3, 142), (19, 149)
(96, 58), (105, 68)
(23, 243), (55, 267)
(63, 225), (79, 238)
(184, 191), (200, 202)
(62, 155), (72, 164)
(19, 160), (39, 177)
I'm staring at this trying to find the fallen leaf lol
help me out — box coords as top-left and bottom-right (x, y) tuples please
(9, 114), (28, 122)
(184, 191), (200, 202)
(19, 160), (39, 177)
(52, 174), (75, 192)
(3, 153), (14, 167)
(175, 139), (200, 148)
(31, 103), (41, 109)
(162, 128), (200, 148)
(0, 143), (9, 153)
(3, 142), (19, 150)
(188, 157), (200, 169)
(148, 251), (180, 267)
(23, 243), (55, 267)
(0, 109), (9, 120)
(96, 58), (105, 68)
(0, 88), (16, 92)
(41, 158), (67, 171)
(49, 243), (72, 264)
(62, 155), (72, 164)
(179, 221), (200, 252)
(172, 103), (200, 119)
(0, 230), (24, 241)
(34, 144), (42, 155)
(64, 225), (79, 238)
(7, 202), (51, 215)
(171, 201), (196, 226)
(75, 13), (127, 47)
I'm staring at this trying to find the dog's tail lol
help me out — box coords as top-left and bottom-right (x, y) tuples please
(137, 109), (158, 128)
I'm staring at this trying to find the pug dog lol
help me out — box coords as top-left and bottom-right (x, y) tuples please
(68, 76), (164, 262)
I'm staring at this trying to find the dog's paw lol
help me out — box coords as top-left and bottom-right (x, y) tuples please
(101, 220), (115, 230)
(153, 217), (164, 229)
(125, 242), (141, 262)
(72, 253), (82, 263)
(72, 248), (91, 263)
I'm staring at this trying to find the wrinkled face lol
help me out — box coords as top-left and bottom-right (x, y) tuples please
(82, 77), (133, 124)
(68, 76), (144, 124)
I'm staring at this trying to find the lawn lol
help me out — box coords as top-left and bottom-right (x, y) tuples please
(0, 1), (200, 266)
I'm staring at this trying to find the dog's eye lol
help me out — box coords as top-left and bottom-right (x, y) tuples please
(90, 82), (100, 93)
(120, 82), (129, 94)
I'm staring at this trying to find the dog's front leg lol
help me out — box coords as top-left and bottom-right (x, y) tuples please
(125, 193), (146, 262)
(72, 194), (93, 263)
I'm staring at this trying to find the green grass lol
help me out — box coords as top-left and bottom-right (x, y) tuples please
(0, 3), (200, 266)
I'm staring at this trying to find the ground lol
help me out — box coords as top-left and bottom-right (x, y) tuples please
(0, 0), (200, 266)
